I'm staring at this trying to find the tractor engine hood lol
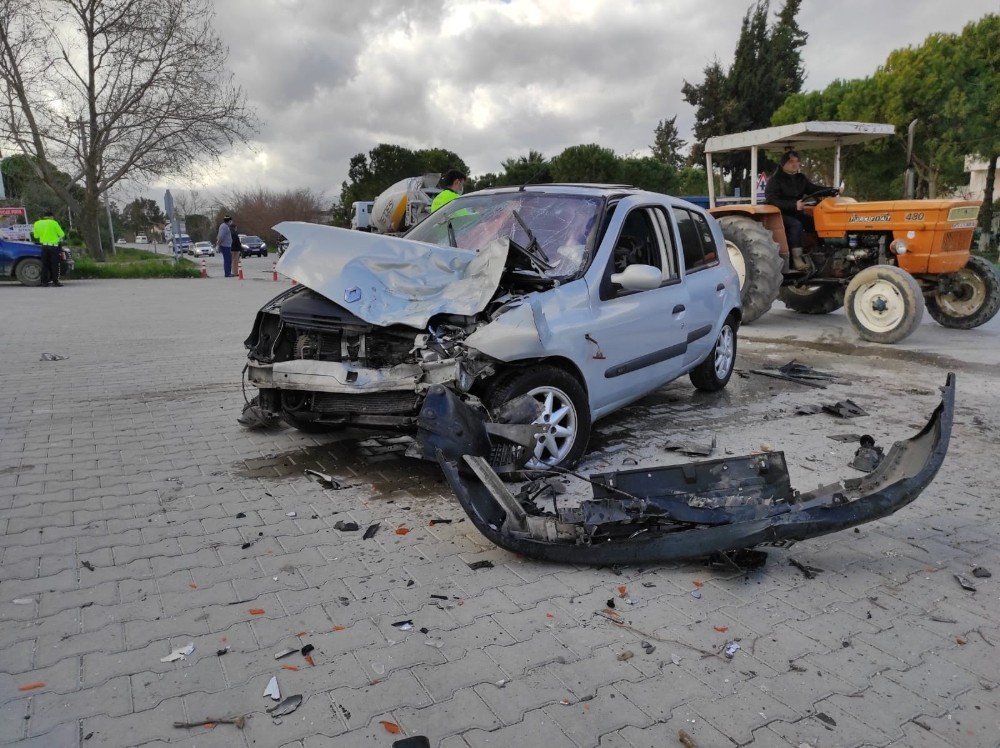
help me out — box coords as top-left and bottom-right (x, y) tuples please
(273, 221), (509, 329)
(418, 375), (955, 565)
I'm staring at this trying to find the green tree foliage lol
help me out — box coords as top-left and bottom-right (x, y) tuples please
(184, 214), (212, 242)
(550, 144), (619, 183)
(651, 117), (686, 169)
(682, 0), (807, 189)
(616, 157), (678, 193)
(1, 154), (81, 225)
(120, 198), (166, 238)
(773, 13), (999, 208)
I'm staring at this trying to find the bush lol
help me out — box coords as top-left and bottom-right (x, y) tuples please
(72, 256), (200, 279)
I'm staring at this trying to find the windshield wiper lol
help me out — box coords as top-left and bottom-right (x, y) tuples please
(510, 210), (554, 271)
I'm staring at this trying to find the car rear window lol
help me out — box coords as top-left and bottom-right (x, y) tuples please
(672, 208), (719, 273)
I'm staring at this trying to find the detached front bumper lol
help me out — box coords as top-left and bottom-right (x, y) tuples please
(423, 375), (955, 565)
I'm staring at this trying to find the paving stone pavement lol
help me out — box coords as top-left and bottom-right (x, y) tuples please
(1, 275), (999, 747)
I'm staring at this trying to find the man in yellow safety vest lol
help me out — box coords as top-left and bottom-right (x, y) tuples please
(430, 169), (467, 213)
(32, 210), (66, 287)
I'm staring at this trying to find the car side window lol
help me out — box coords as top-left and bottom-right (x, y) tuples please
(611, 208), (661, 274)
(672, 207), (719, 273)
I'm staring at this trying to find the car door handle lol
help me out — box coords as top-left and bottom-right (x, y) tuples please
(672, 304), (685, 314)
(716, 283), (725, 292)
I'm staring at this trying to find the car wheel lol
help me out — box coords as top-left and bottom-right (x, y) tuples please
(15, 258), (43, 286)
(486, 365), (591, 470)
(689, 316), (738, 392)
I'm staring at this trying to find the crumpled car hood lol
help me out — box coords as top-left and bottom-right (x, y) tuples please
(274, 221), (508, 328)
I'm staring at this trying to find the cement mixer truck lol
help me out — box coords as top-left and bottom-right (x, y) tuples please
(351, 174), (441, 234)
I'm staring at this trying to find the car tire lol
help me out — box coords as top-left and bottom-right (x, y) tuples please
(926, 256), (1000, 329)
(689, 315), (738, 391)
(15, 258), (43, 286)
(845, 265), (924, 344)
(779, 285), (845, 314)
(485, 365), (591, 470)
(263, 250), (268, 257)
(718, 215), (784, 324)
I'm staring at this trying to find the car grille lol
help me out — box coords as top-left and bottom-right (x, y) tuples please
(294, 330), (415, 368)
(312, 391), (420, 415)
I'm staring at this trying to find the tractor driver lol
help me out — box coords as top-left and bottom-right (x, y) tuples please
(764, 150), (831, 271)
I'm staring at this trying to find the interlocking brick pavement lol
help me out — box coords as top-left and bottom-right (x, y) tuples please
(2, 274), (999, 747)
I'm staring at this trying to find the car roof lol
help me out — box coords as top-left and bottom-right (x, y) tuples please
(471, 183), (643, 198)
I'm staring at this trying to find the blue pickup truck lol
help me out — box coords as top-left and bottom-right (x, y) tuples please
(0, 239), (75, 285)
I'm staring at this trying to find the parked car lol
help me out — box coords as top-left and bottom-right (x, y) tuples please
(0, 239), (74, 285)
(135, 234), (148, 244)
(173, 234), (192, 253)
(245, 185), (742, 468)
(116, 238), (127, 246)
(240, 235), (267, 257)
(190, 241), (215, 257)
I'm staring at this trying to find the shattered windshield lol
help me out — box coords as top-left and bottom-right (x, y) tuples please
(405, 192), (603, 279)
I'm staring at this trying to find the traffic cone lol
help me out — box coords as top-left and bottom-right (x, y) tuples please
(200, 258), (207, 278)
(272, 262), (278, 281)
(238, 266), (245, 281)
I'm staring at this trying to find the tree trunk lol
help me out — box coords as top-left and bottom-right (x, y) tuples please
(81, 191), (105, 261)
(980, 153), (997, 259)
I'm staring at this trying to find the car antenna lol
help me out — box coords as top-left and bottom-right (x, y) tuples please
(519, 165), (548, 192)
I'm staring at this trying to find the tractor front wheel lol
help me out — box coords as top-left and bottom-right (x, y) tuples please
(718, 216), (783, 324)
(926, 256), (1000, 329)
(844, 265), (924, 344)
(779, 284), (845, 315)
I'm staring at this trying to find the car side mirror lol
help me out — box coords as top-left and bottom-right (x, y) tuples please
(610, 264), (662, 291)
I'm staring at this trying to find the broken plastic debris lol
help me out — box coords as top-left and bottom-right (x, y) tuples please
(494, 679), (508, 688)
(40, 352), (68, 361)
(216, 647), (230, 656)
(724, 641), (741, 659)
(81, 560), (95, 571)
(954, 574), (977, 592)
(428, 518), (453, 526)
(690, 590), (702, 600)
(789, 558), (823, 579)
(972, 566), (992, 578)
(392, 620), (414, 631)
(395, 526), (411, 535)
(379, 720), (402, 735)
(334, 520), (359, 532)
(263, 676), (280, 700)
(822, 399), (868, 418)
(12, 598), (34, 605)
(467, 560), (494, 570)
(304, 469), (343, 489)
(274, 648), (297, 660)
(714, 626), (729, 633)
(363, 523), (380, 539)
(616, 650), (634, 661)
(664, 434), (716, 457)
(372, 661), (386, 675)
(286, 511), (297, 518)
(160, 642), (195, 663)
(17, 682), (45, 691)
(641, 641), (656, 655)
(392, 738), (431, 748)
(266, 694), (303, 718)
(174, 715), (246, 730)
(670, 654), (682, 665)
(849, 435), (885, 473)
(815, 712), (837, 727)
(235, 512), (247, 518)
(425, 637), (444, 648)
(301, 644), (315, 656)
(248, 608), (265, 615)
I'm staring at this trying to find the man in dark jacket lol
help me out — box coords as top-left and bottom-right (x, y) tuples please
(764, 150), (832, 270)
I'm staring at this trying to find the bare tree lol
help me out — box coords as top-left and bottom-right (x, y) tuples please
(0, 0), (255, 259)
(218, 187), (326, 246)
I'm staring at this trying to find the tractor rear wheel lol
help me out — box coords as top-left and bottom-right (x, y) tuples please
(845, 265), (924, 344)
(718, 215), (783, 324)
(779, 285), (845, 315)
(926, 256), (1000, 329)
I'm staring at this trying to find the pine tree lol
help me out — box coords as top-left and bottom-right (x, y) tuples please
(651, 117), (687, 169)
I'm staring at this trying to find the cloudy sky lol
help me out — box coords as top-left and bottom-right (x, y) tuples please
(155, 0), (997, 204)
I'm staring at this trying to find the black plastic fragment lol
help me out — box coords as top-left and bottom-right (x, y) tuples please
(849, 435), (885, 473)
(822, 400), (868, 418)
(972, 566), (992, 578)
(467, 560), (494, 570)
(363, 523), (380, 539)
(334, 521), (359, 532)
(393, 737), (431, 748)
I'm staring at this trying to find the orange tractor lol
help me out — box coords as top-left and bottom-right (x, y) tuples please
(704, 121), (999, 343)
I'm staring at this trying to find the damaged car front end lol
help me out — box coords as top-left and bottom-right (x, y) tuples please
(418, 375), (954, 564)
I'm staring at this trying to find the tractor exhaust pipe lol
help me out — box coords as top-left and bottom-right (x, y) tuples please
(904, 119), (918, 199)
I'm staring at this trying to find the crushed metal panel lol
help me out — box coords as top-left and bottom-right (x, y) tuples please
(274, 221), (508, 328)
(429, 374), (955, 565)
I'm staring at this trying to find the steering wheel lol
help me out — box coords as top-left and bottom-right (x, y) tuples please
(802, 187), (839, 206)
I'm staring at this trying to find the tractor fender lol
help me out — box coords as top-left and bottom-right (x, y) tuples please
(709, 204), (789, 254)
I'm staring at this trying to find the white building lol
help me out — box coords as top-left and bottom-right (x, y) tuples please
(957, 155), (1000, 203)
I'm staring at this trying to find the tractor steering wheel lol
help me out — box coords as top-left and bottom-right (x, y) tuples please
(802, 187), (839, 206)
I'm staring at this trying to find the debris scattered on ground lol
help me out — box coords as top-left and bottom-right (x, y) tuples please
(429, 594), (449, 600)
(670, 654), (682, 665)
(17, 682), (45, 691)
(822, 400), (868, 418)
(12, 598), (34, 605)
(494, 679), (508, 688)
(379, 720), (402, 734)
(286, 511), (297, 518)
(235, 512), (247, 518)
(216, 647), (230, 656)
(301, 644), (315, 657)
(249, 608), (265, 615)
(174, 715), (246, 730)
(606, 598), (616, 609)
(751, 369), (826, 389)
(678, 729), (698, 748)
(815, 712), (837, 727)
(266, 694), (303, 718)
(428, 518), (452, 525)
(713, 626), (729, 633)
(594, 610), (717, 657)
(334, 521), (359, 532)
(664, 434), (716, 456)
(795, 403), (824, 415)
(641, 581), (656, 588)
(828, 433), (864, 442)
(425, 637), (444, 648)
(616, 650), (634, 661)
(391, 620), (414, 631)
(80, 560), (95, 571)
(393, 738), (431, 748)
(363, 523), (380, 539)
(972, 566), (992, 578)
(641, 641), (656, 654)
(238, 398), (282, 429)
(304, 469), (343, 489)
(690, 590), (702, 600)
(468, 560), (494, 570)
(708, 549), (769, 571)
(724, 641), (741, 659)
(789, 558), (824, 579)
(395, 526), (411, 535)
(263, 676), (281, 700)
(40, 352), (68, 361)
(954, 574), (977, 592)
(849, 435), (885, 473)
(274, 648), (297, 660)
(160, 643), (195, 663)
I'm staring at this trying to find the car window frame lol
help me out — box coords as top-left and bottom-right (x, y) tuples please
(671, 206), (721, 275)
(599, 205), (675, 301)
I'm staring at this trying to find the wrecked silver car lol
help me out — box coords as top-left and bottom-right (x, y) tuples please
(417, 375), (954, 564)
(244, 186), (741, 467)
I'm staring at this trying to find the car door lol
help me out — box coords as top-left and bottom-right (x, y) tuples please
(671, 205), (727, 366)
(585, 198), (691, 415)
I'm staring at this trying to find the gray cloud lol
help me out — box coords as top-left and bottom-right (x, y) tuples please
(148, 0), (997, 204)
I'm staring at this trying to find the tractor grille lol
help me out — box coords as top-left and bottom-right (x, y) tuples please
(942, 229), (974, 252)
(312, 391), (420, 415)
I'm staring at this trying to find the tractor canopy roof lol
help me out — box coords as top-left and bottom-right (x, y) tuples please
(705, 121), (896, 154)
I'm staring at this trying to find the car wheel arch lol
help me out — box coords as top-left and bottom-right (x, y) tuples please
(484, 355), (590, 398)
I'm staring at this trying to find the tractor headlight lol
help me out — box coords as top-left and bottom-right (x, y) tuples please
(890, 240), (908, 255)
